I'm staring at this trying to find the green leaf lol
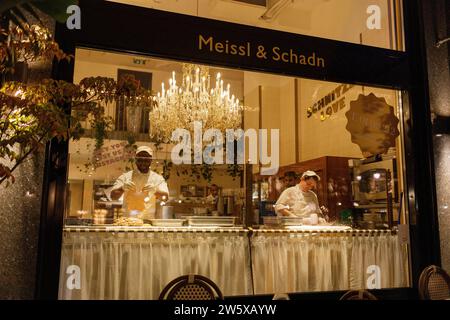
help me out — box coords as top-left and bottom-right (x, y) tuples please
(31, 0), (79, 23)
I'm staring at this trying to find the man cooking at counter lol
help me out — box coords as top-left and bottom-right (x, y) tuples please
(274, 170), (326, 223)
(110, 146), (169, 219)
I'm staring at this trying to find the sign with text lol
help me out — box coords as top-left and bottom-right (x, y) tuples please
(307, 84), (355, 121)
(71, 1), (410, 89)
(345, 93), (400, 156)
(198, 34), (326, 69)
(93, 141), (134, 168)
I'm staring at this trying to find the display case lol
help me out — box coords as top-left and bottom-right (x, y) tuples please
(92, 181), (122, 223)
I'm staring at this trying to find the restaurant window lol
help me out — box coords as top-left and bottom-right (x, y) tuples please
(107, 0), (404, 50)
(59, 47), (410, 299)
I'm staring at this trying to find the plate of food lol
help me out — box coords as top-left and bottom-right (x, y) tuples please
(113, 217), (144, 226)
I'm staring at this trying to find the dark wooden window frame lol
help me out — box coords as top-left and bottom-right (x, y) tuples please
(35, 0), (440, 299)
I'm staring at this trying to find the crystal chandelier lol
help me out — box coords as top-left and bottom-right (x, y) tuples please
(149, 63), (243, 142)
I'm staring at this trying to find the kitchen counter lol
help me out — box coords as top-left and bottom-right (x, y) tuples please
(64, 225), (248, 233)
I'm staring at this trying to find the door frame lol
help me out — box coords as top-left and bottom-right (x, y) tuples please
(35, 0), (439, 299)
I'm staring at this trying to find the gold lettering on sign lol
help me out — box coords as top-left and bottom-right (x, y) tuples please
(307, 84), (354, 120)
(199, 35), (251, 57)
(272, 47), (325, 68)
(198, 35), (326, 69)
(199, 34), (213, 51)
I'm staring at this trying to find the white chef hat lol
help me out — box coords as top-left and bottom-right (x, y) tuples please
(301, 170), (321, 181)
(135, 145), (153, 157)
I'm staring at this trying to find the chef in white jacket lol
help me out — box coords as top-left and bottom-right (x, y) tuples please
(274, 170), (324, 220)
(110, 146), (168, 219)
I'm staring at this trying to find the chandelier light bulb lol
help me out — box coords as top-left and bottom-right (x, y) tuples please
(150, 63), (244, 143)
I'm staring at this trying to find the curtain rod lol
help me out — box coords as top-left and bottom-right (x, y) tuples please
(64, 226), (397, 235)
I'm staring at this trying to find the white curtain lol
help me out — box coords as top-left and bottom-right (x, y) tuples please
(59, 231), (253, 300)
(251, 233), (409, 294)
(59, 231), (408, 299)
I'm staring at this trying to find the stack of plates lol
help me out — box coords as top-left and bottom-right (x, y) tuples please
(149, 219), (186, 227)
(187, 216), (236, 227)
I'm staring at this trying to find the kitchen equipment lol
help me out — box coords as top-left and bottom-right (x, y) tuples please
(263, 216), (281, 227)
(193, 207), (208, 215)
(187, 216), (236, 227)
(280, 217), (304, 226)
(226, 196), (234, 215)
(150, 219), (185, 227)
(217, 196), (224, 215)
(162, 206), (174, 219)
(351, 158), (398, 204)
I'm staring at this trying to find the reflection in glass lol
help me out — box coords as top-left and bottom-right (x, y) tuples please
(60, 47), (410, 300)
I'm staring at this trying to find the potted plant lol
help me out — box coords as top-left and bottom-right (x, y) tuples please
(0, 1), (155, 186)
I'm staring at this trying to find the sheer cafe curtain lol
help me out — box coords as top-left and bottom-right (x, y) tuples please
(58, 232), (253, 300)
(251, 232), (409, 294)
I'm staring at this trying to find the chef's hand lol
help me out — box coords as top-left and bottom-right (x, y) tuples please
(278, 208), (293, 217)
(123, 181), (136, 192)
(142, 185), (156, 194)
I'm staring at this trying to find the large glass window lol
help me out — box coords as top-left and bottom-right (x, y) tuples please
(59, 47), (410, 299)
(108, 0), (404, 50)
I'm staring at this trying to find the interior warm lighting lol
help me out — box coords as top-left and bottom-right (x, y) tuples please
(14, 88), (24, 97)
(260, 0), (291, 21)
(150, 63), (243, 142)
(373, 173), (381, 179)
